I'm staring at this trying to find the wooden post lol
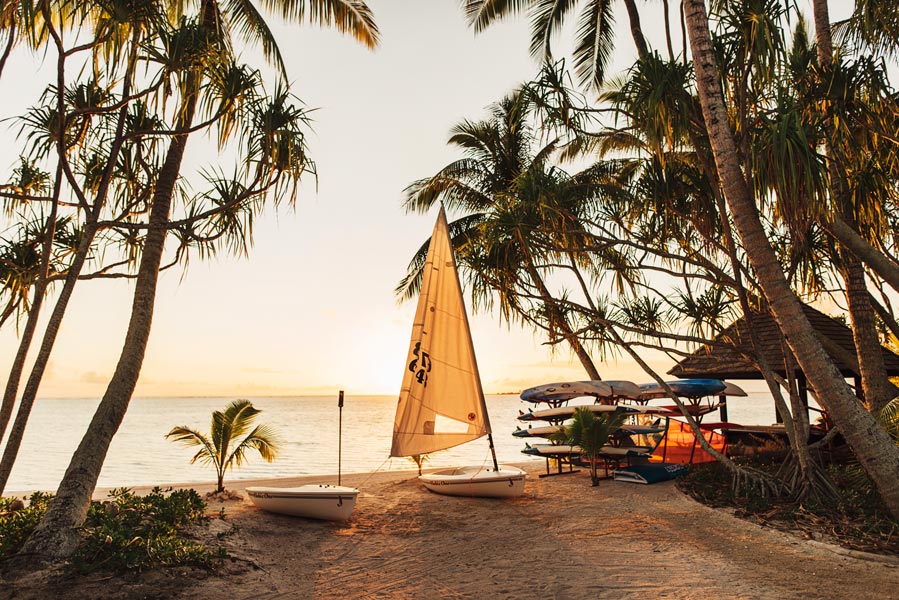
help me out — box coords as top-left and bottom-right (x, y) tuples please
(338, 390), (344, 486)
(798, 375), (809, 421)
(718, 394), (728, 422)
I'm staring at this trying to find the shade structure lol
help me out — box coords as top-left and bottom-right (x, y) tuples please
(669, 304), (899, 380)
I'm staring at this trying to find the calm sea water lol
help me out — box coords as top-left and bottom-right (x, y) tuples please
(6, 382), (789, 492)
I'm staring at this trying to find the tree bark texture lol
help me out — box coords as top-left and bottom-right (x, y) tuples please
(623, 0), (649, 58)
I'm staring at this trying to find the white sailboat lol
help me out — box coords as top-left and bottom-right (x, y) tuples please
(390, 206), (526, 498)
(247, 394), (359, 521)
(245, 485), (358, 521)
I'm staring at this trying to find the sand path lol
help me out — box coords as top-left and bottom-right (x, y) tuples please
(204, 464), (898, 600)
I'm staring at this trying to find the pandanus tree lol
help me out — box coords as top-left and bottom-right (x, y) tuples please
(167, 399), (280, 493)
(398, 87), (606, 379)
(0, 0), (379, 499)
(14, 0), (379, 562)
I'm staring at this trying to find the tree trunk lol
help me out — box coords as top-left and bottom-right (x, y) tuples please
(824, 216), (899, 294)
(0, 224), (100, 494)
(0, 182), (60, 451)
(622, 0), (649, 59)
(684, 0), (899, 519)
(809, 0), (897, 415)
(0, 29), (141, 495)
(516, 231), (601, 379)
(845, 257), (898, 413)
(19, 118), (190, 562)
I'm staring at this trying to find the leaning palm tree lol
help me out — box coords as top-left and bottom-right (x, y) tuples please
(167, 399), (280, 493)
(554, 406), (627, 486)
(399, 87), (606, 379)
(681, 0), (899, 519)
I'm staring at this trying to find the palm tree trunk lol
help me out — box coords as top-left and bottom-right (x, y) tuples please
(19, 99), (193, 561)
(824, 216), (899, 293)
(0, 223), (99, 494)
(845, 257), (898, 413)
(0, 169), (60, 452)
(622, 0), (649, 58)
(515, 231), (601, 379)
(0, 29), (142, 495)
(683, 0), (899, 519)
(810, 0), (897, 414)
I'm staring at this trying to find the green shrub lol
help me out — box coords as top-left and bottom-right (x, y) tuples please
(0, 492), (53, 558)
(71, 487), (224, 573)
(1, 487), (226, 573)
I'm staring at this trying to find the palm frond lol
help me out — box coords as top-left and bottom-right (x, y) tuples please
(462, 0), (528, 33)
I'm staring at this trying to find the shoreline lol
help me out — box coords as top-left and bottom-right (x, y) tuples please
(8, 461), (540, 499)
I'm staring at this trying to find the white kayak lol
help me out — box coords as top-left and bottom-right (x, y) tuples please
(520, 380), (641, 403)
(521, 444), (652, 457)
(513, 422), (668, 438)
(419, 466), (526, 498)
(246, 484), (359, 521)
(518, 403), (674, 422)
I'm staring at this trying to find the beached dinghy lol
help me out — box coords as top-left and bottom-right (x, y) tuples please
(246, 485), (358, 521)
(390, 207), (526, 498)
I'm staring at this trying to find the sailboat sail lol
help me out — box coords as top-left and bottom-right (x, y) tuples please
(390, 207), (491, 458)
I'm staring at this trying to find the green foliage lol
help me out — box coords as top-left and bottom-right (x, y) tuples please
(71, 487), (224, 574)
(408, 454), (429, 475)
(558, 407), (628, 486)
(0, 492), (53, 558)
(167, 399), (281, 493)
(1, 488), (225, 572)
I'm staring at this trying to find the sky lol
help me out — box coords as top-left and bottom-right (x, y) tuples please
(0, 1), (856, 398)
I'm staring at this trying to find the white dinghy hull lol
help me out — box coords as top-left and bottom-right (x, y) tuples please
(418, 466), (526, 498)
(246, 484), (359, 521)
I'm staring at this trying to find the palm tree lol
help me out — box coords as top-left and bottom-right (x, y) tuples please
(555, 406), (626, 486)
(463, 0), (649, 89)
(681, 0), (899, 519)
(18, 1), (378, 563)
(399, 88), (604, 379)
(167, 399), (280, 493)
(808, 0), (897, 414)
(0, 0), (170, 495)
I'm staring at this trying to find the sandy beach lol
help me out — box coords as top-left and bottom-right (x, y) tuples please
(7, 462), (899, 599)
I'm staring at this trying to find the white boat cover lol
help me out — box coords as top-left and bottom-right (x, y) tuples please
(391, 207), (490, 457)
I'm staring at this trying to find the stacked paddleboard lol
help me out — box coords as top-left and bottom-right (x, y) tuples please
(515, 378), (747, 471)
(515, 380), (669, 466)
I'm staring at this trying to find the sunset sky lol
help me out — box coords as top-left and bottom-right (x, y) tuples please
(0, 1), (852, 398)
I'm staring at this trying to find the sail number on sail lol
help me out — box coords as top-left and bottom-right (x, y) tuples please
(409, 342), (432, 386)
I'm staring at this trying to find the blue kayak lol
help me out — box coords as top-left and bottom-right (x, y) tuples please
(638, 379), (727, 400)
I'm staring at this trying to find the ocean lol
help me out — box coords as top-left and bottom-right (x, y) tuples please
(6, 382), (791, 493)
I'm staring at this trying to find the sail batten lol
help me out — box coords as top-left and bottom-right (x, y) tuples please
(390, 207), (491, 458)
